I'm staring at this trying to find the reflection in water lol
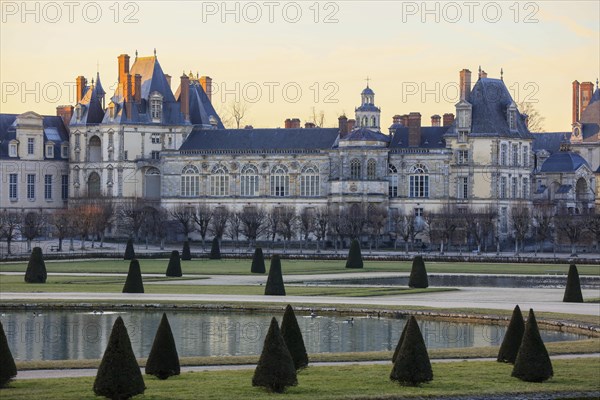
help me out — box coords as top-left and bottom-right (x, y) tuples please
(0, 310), (586, 361)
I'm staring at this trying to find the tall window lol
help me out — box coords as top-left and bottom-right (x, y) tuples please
(500, 143), (507, 166)
(27, 174), (35, 200)
(9, 143), (17, 157)
(512, 144), (519, 166)
(409, 164), (429, 198)
(46, 144), (54, 158)
(150, 93), (162, 122)
(350, 158), (361, 180)
(210, 165), (229, 196)
(457, 150), (469, 164)
(367, 159), (377, 179)
(508, 110), (517, 130)
(9, 174), (17, 200)
(511, 177), (518, 199)
(522, 177), (529, 199)
(300, 165), (320, 197)
(44, 175), (52, 200)
(388, 164), (398, 198)
(61, 175), (69, 200)
(522, 146), (529, 168)
(27, 138), (34, 155)
(151, 133), (160, 144)
(270, 165), (289, 197)
(151, 151), (160, 160)
(500, 176), (507, 199)
(241, 164), (259, 196)
(458, 176), (469, 199)
(181, 165), (199, 197)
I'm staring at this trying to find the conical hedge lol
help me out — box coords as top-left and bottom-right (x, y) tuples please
(390, 316), (433, 386)
(512, 309), (553, 382)
(392, 319), (409, 364)
(251, 247), (266, 274)
(265, 255), (286, 296)
(124, 239), (135, 260)
(252, 317), (298, 393)
(123, 259), (144, 293)
(563, 264), (583, 303)
(497, 305), (525, 364)
(281, 304), (309, 370)
(24, 247), (47, 284)
(166, 250), (182, 277)
(408, 256), (428, 288)
(93, 316), (145, 399)
(145, 313), (180, 380)
(0, 321), (17, 388)
(345, 239), (363, 269)
(209, 237), (221, 259)
(181, 240), (192, 261)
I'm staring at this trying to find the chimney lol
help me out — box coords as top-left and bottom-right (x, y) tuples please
(56, 105), (74, 126)
(133, 74), (141, 103)
(572, 80), (580, 124)
(124, 73), (132, 119)
(165, 74), (172, 88)
(244, 125), (253, 129)
(459, 69), (472, 102)
(305, 122), (316, 129)
(284, 118), (292, 129)
(338, 115), (348, 135)
(291, 118), (301, 128)
(76, 76), (87, 103)
(392, 115), (402, 125)
(580, 81), (594, 114)
(408, 112), (421, 147)
(431, 114), (441, 127)
(200, 76), (212, 102)
(347, 119), (356, 132)
(443, 113), (455, 127)
(480, 70), (488, 79)
(400, 114), (409, 126)
(180, 74), (190, 122)
(117, 54), (130, 85)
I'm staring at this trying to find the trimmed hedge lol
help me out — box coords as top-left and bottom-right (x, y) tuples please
(281, 304), (309, 370)
(124, 239), (135, 260)
(345, 239), (363, 269)
(392, 319), (409, 364)
(123, 259), (144, 293)
(181, 241), (192, 261)
(251, 247), (266, 273)
(563, 264), (583, 303)
(497, 305), (525, 364)
(0, 321), (17, 388)
(390, 316), (433, 386)
(209, 238), (221, 260)
(165, 251), (182, 277)
(265, 255), (286, 296)
(512, 309), (553, 382)
(408, 255), (428, 288)
(24, 247), (47, 284)
(145, 313), (180, 380)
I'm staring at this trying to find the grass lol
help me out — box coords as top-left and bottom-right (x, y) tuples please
(2, 358), (599, 399)
(2, 259), (599, 276)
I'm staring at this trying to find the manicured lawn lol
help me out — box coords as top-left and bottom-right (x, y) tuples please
(2, 358), (598, 399)
(2, 259), (598, 275)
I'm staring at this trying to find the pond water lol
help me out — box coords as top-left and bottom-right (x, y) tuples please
(0, 310), (587, 361)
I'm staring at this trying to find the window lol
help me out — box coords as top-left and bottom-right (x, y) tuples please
(9, 143), (17, 157)
(61, 175), (69, 200)
(151, 151), (160, 160)
(44, 175), (52, 200)
(409, 164), (429, 198)
(150, 93), (162, 121)
(350, 159), (361, 180)
(75, 133), (81, 147)
(241, 164), (259, 196)
(151, 133), (160, 144)
(61, 144), (69, 159)
(270, 165), (289, 197)
(9, 174), (17, 200)
(512, 144), (519, 166)
(522, 177), (529, 199)
(457, 150), (469, 164)
(522, 146), (529, 168)
(46, 144), (54, 158)
(511, 177), (518, 199)
(300, 165), (320, 197)
(500, 143), (507, 166)
(508, 110), (517, 131)
(458, 109), (471, 130)
(27, 138), (34, 155)
(210, 165), (229, 196)
(458, 131), (468, 143)
(181, 165), (199, 197)
(414, 208), (424, 217)
(124, 150), (128, 160)
(27, 174), (35, 200)
(366, 159), (377, 180)
(500, 176), (507, 199)
(388, 164), (398, 198)
(458, 176), (469, 199)
(371, 116), (377, 127)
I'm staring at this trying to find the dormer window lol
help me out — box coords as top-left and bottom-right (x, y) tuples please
(457, 108), (471, 130)
(61, 144), (69, 159)
(108, 103), (116, 119)
(150, 92), (163, 122)
(458, 131), (468, 143)
(27, 138), (35, 155)
(9, 142), (18, 157)
(75, 105), (83, 120)
(507, 103), (518, 131)
(45, 143), (54, 158)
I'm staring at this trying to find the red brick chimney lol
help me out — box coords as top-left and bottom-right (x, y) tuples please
(443, 113), (455, 127)
(338, 115), (348, 136)
(431, 114), (441, 127)
(400, 114), (409, 126)
(180, 74), (190, 122)
(392, 115), (401, 125)
(117, 54), (130, 85)
(408, 112), (421, 147)
(305, 122), (316, 129)
(572, 80), (580, 124)
(76, 76), (87, 103)
(133, 74), (141, 103)
(347, 119), (356, 132)
(580, 81), (594, 114)
(56, 105), (74, 126)
(165, 74), (172, 88)
(285, 118), (292, 129)
(200, 76), (212, 102)
(459, 69), (472, 102)
(291, 118), (300, 128)
(124, 73), (132, 119)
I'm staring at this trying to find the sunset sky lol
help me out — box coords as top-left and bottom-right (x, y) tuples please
(1, 1), (598, 131)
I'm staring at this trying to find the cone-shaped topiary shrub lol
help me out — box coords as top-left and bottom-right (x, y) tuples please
(563, 264), (583, 303)
(209, 237), (221, 259)
(390, 316), (433, 386)
(124, 239), (135, 260)
(392, 319), (409, 364)
(345, 239), (363, 269)
(0, 321), (17, 388)
(252, 317), (297, 393)
(265, 255), (286, 296)
(512, 309), (553, 382)
(24, 247), (47, 284)
(251, 247), (266, 274)
(93, 316), (145, 399)
(408, 256), (428, 289)
(165, 250), (182, 277)
(181, 240), (192, 261)
(123, 259), (144, 293)
(281, 304), (309, 370)
(145, 313), (180, 380)
(497, 305), (525, 364)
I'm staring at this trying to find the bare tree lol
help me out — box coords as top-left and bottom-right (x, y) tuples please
(328, 207), (347, 251)
(225, 100), (250, 129)
(585, 212), (600, 252)
(427, 203), (459, 254)
(367, 205), (387, 249)
(21, 211), (46, 252)
(239, 207), (267, 247)
(193, 204), (212, 249)
(308, 107), (326, 127)
(555, 212), (587, 256)
(152, 207), (169, 250)
(49, 209), (74, 252)
(298, 207), (314, 250)
(209, 206), (230, 240)
(170, 205), (196, 240)
(266, 208), (281, 242)
(93, 198), (114, 248)
(463, 206), (496, 254)
(72, 202), (101, 249)
(226, 211), (242, 245)
(511, 203), (531, 255)
(313, 206), (330, 250)
(518, 101), (545, 133)
(277, 206), (297, 250)
(118, 199), (148, 241)
(532, 203), (554, 254)
(1, 211), (21, 255)
(392, 209), (420, 254)
(345, 204), (367, 239)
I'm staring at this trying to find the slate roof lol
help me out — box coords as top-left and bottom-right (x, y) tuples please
(539, 151), (589, 173)
(556, 184), (572, 194)
(341, 127), (390, 143)
(175, 82), (224, 129)
(361, 87), (374, 95)
(70, 82), (105, 126)
(389, 126), (448, 149)
(356, 104), (380, 112)
(179, 127), (339, 152)
(532, 132), (570, 154)
(581, 123), (599, 141)
(0, 113), (68, 159)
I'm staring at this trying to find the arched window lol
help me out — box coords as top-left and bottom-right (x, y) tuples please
(270, 165), (289, 197)
(181, 165), (199, 197)
(210, 164), (229, 196)
(362, 116), (368, 127)
(300, 165), (320, 197)
(88, 135), (101, 162)
(145, 167), (161, 199)
(241, 164), (259, 196)
(371, 116), (377, 127)
(367, 159), (377, 180)
(409, 164), (429, 198)
(350, 158), (361, 180)
(388, 164), (398, 198)
(88, 172), (101, 197)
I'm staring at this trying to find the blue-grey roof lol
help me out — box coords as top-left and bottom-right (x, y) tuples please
(582, 123), (599, 140)
(532, 132), (571, 154)
(179, 127), (339, 152)
(535, 185), (547, 194)
(361, 87), (374, 95)
(0, 113), (68, 159)
(388, 123), (404, 130)
(590, 88), (600, 104)
(342, 127), (390, 143)
(175, 82), (224, 129)
(70, 82), (105, 126)
(389, 126), (448, 148)
(356, 104), (380, 112)
(540, 152), (589, 173)
(556, 184), (572, 194)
